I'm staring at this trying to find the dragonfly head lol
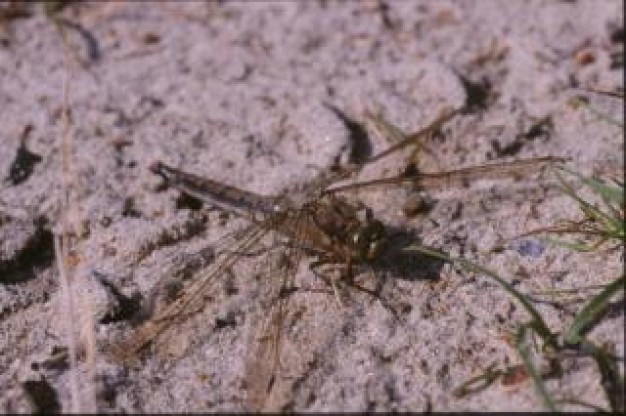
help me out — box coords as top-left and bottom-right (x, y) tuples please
(352, 208), (386, 261)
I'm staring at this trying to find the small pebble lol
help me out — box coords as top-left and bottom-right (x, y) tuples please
(510, 239), (545, 258)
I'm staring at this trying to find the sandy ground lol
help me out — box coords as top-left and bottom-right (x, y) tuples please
(0, 1), (623, 412)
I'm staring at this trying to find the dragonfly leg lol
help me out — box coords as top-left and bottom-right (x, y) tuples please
(331, 280), (345, 309)
(309, 259), (346, 309)
(216, 243), (275, 258)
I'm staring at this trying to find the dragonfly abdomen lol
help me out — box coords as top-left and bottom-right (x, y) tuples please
(150, 162), (283, 219)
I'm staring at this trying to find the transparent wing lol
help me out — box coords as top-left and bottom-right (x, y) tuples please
(244, 205), (311, 411)
(108, 161), (307, 362)
(360, 106), (460, 168)
(326, 107), (564, 196)
(364, 107), (449, 170)
(325, 156), (565, 194)
(107, 221), (269, 362)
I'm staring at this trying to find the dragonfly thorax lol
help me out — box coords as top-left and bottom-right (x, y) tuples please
(309, 196), (387, 262)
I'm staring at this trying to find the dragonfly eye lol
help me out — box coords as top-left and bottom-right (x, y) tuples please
(353, 220), (386, 260)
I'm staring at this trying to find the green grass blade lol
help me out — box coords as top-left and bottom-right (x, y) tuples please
(554, 170), (617, 227)
(539, 236), (601, 252)
(515, 325), (558, 411)
(452, 363), (502, 398)
(564, 276), (625, 345)
(591, 343), (625, 412)
(405, 245), (555, 344)
(552, 170), (624, 243)
(557, 166), (624, 207)
(554, 397), (609, 412)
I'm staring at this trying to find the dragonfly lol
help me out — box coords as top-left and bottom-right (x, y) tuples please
(106, 108), (564, 411)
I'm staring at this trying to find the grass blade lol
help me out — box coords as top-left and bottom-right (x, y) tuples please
(591, 343), (625, 412)
(515, 325), (558, 411)
(405, 245), (556, 345)
(563, 276), (625, 345)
